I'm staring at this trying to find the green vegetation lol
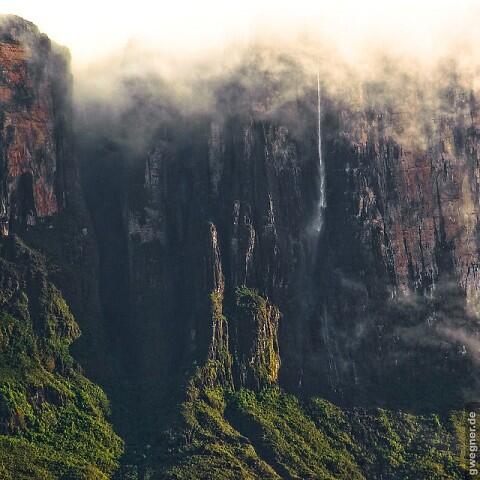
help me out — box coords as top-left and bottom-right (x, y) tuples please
(156, 386), (466, 479)
(230, 287), (280, 389)
(200, 291), (233, 388)
(158, 386), (279, 480)
(142, 286), (466, 479)
(0, 241), (468, 480)
(0, 237), (123, 479)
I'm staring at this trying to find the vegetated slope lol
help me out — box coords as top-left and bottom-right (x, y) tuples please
(0, 235), (123, 479)
(115, 288), (467, 479)
(157, 387), (466, 480)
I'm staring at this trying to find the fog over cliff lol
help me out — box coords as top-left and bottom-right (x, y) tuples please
(3, 0), (480, 67)
(0, 7), (478, 478)
(54, 8), (480, 409)
(2, 0), (479, 418)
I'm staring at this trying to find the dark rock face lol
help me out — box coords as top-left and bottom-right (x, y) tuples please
(81, 90), (316, 396)
(310, 77), (480, 409)
(79, 57), (479, 417)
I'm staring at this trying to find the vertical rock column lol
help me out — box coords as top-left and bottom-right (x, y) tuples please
(0, 16), (72, 235)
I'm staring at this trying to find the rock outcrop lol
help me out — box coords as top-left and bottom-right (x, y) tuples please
(0, 16), (73, 236)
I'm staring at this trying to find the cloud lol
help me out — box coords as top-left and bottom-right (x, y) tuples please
(1, 0), (480, 71)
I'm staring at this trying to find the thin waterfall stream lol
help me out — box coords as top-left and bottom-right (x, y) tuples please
(315, 71), (326, 234)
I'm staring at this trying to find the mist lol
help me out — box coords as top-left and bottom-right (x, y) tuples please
(2, 0), (480, 70)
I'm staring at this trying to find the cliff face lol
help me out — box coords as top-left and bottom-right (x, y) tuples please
(79, 56), (479, 420)
(0, 14), (476, 480)
(332, 77), (480, 302)
(0, 17), (123, 479)
(83, 87), (313, 395)
(0, 17), (107, 381)
(0, 15), (476, 477)
(0, 16), (73, 236)
(78, 61), (476, 475)
(311, 74), (479, 408)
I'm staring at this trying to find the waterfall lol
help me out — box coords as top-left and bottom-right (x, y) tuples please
(307, 71), (326, 239)
(314, 71), (326, 234)
(296, 72), (333, 393)
(304, 71), (327, 264)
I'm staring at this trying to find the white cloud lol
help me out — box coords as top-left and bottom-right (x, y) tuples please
(1, 0), (479, 70)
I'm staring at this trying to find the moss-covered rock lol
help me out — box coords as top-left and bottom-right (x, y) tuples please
(0, 236), (123, 478)
(229, 287), (281, 390)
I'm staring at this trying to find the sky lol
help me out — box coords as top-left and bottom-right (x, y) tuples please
(1, 0), (479, 70)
